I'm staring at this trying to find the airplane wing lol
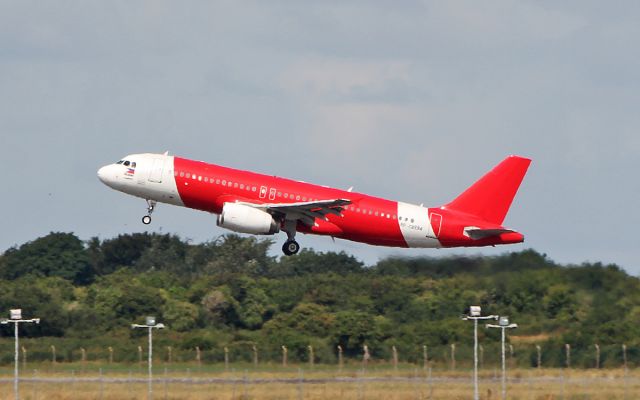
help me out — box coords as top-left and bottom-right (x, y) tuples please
(236, 199), (352, 227)
(464, 227), (514, 240)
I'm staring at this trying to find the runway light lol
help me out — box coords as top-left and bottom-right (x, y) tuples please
(487, 316), (518, 400)
(462, 306), (498, 400)
(132, 316), (166, 398)
(2, 309), (40, 400)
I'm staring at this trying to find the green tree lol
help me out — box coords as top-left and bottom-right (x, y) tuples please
(0, 232), (92, 284)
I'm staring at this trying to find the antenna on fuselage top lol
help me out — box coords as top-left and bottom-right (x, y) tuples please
(163, 151), (169, 156)
(347, 187), (353, 192)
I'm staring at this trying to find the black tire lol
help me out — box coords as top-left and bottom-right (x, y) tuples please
(142, 215), (152, 225)
(282, 240), (300, 256)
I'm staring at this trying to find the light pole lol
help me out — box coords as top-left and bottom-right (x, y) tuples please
(462, 306), (498, 400)
(1, 309), (40, 400)
(487, 316), (518, 400)
(132, 316), (165, 399)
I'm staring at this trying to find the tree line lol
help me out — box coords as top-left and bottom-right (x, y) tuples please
(0, 232), (638, 368)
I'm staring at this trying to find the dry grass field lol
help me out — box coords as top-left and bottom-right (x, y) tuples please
(0, 365), (637, 399)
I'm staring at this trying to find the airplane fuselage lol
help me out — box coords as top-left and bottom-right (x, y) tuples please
(98, 153), (529, 255)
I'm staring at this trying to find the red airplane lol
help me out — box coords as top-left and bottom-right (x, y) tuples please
(98, 153), (530, 256)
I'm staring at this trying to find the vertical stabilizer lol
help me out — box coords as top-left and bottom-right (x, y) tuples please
(444, 156), (531, 225)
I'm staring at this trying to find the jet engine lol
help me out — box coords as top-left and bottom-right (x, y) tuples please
(217, 203), (280, 235)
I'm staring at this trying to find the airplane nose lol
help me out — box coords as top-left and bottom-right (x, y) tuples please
(97, 165), (116, 186)
(97, 166), (108, 183)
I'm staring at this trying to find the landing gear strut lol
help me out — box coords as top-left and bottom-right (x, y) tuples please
(142, 199), (156, 225)
(282, 219), (300, 256)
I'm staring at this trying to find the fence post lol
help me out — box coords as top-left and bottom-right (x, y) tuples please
(363, 344), (370, 370)
(224, 347), (229, 371)
(622, 344), (627, 370)
(450, 344), (456, 371)
(535, 345), (541, 369)
(21, 346), (27, 370)
(81, 347), (87, 371)
(166, 346), (172, 364)
(51, 345), (56, 365)
(282, 346), (288, 367)
(565, 344), (571, 368)
(338, 345), (343, 372)
(595, 344), (600, 369)
(308, 345), (314, 368)
(252, 345), (258, 367)
(509, 344), (514, 368)
(423, 345), (428, 370)
(195, 346), (201, 366)
(479, 345), (484, 369)
(392, 346), (398, 370)
(108, 347), (113, 364)
(138, 346), (143, 369)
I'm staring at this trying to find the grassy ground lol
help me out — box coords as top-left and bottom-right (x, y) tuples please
(0, 363), (637, 399)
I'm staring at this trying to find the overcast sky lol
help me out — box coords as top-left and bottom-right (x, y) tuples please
(1, 1), (638, 273)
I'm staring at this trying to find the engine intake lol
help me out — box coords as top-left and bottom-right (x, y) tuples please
(217, 203), (280, 235)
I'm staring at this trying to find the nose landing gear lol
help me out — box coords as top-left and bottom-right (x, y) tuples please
(142, 199), (156, 225)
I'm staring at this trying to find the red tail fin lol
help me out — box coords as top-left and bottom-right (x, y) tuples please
(444, 156), (531, 225)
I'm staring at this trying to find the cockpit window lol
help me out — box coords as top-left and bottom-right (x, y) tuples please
(116, 160), (124, 164)
(124, 161), (130, 166)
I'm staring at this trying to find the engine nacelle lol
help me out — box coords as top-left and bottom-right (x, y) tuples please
(216, 203), (280, 235)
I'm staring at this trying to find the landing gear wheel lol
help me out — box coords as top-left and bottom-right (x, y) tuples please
(141, 199), (156, 225)
(282, 240), (300, 256)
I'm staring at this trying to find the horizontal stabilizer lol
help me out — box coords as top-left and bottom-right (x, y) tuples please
(464, 227), (514, 240)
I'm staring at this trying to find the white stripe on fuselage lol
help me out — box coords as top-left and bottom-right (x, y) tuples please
(397, 202), (440, 248)
(114, 154), (184, 207)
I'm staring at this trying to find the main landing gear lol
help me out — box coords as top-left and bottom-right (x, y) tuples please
(282, 219), (300, 256)
(142, 199), (156, 225)
(282, 240), (300, 256)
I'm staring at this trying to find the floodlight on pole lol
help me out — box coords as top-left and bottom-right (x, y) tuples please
(1, 309), (40, 400)
(462, 305), (498, 400)
(132, 316), (166, 400)
(487, 316), (518, 400)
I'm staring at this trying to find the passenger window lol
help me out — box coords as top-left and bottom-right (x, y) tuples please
(186, 173), (191, 178)
(179, 172), (184, 177)
(132, 162), (136, 168)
